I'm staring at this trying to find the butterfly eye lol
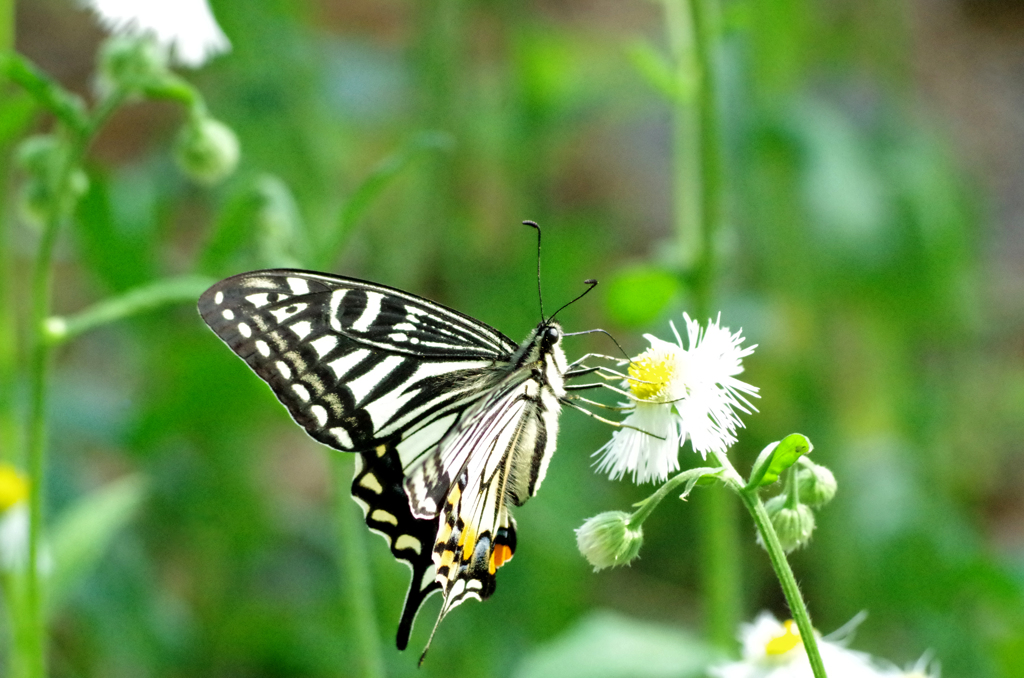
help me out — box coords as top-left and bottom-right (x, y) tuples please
(545, 326), (560, 344)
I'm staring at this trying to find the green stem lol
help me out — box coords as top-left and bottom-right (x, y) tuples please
(45, 275), (216, 345)
(666, 0), (737, 648)
(20, 79), (127, 678)
(689, 0), (723, 308)
(0, 0), (12, 55)
(22, 150), (70, 678)
(712, 453), (828, 678)
(332, 455), (385, 678)
(628, 466), (721, 528)
(784, 464), (800, 510)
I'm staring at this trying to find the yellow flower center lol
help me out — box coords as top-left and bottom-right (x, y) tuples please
(765, 620), (802, 655)
(0, 464), (29, 513)
(628, 349), (675, 401)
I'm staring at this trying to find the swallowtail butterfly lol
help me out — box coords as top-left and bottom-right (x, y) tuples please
(198, 265), (596, 656)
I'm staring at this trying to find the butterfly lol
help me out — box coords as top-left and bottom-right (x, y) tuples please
(197, 265), (600, 657)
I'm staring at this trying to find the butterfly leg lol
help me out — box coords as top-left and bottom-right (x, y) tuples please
(563, 399), (666, 438)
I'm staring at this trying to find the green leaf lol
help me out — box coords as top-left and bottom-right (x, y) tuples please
(513, 610), (718, 678)
(47, 475), (148, 612)
(316, 130), (453, 270)
(604, 265), (681, 328)
(625, 40), (679, 102)
(746, 434), (813, 490)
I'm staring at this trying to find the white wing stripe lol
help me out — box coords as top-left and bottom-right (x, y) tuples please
(328, 289), (348, 331)
(328, 349), (370, 381)
(347, 354), (405, 405)
(351, 291), (383, 332)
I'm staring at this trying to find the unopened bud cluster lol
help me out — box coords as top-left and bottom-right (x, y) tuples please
(756, 446), (837, 554)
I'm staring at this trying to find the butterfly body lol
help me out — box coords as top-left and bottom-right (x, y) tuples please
(198, 269), (572, 651)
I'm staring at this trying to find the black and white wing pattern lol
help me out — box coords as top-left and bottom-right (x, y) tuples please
(198, 269), (570, 654)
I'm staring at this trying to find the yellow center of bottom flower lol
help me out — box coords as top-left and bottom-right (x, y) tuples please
(765, 620), (802, 655)
(628, 349), (675, 401)
(0, 464), (29, 512)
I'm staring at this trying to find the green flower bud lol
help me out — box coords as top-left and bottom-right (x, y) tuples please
(575, 511), (644, 571)
(15, 135), (88, 226)
(174, 116), (240, 185)
(760, 495), (816, 553)
(98, 35), (169, 94)
(796, 460), (837, 507)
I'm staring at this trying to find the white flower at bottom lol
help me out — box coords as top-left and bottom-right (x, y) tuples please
(594, 313), (758, 483)
(710, 612), (919, 678)
(82, 0), (231, 67)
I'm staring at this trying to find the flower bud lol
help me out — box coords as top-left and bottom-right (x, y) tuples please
(575, 511), (643, 571)
(98, 35), (169, 94)
(174, 115), (240, 185)
(760, 495), (816, 553)
(796, 460), (837, 507)
(15, 135), (88, 226)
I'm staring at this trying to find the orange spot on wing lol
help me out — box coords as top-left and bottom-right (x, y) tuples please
(488, 544), (514, 575)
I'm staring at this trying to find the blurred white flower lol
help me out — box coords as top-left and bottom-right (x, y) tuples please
(593, 313), (758, 483)
(0, 503), (30, 572)
(82, 0), (231, 67)
(878, 654), (940, 678)
(709, 612), (927, 678)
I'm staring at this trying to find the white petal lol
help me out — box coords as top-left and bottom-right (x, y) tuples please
(82, 0), (231, 66)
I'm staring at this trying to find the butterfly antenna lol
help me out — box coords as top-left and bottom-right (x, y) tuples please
(547, 278), (599, 324)
(523, 220), (545, 323)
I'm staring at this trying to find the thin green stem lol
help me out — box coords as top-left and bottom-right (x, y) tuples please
(689, 0), (723, 309)
(332, 455), (385, 678)
(665, 0), (737, 648)
(22, 154), (69, 678)
(0, 0), (12, 55)
(628, 466), (721, 528)
(45, 275), (216, 345)
(711, 452), (827, 678)
(784, 465), (800, 510)
(20, 78), (127, 678)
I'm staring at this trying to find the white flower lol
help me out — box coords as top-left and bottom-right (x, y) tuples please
(593, 313), (758, 483)
(0, 503), (31, 572)
(710, 612), (893, 678)
(82, 0), (231, 67)
(877, 654), (940, 678)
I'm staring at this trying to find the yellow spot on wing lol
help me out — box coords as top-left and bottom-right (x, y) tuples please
(359, 473), (383, 494)
(371, 509), (398, 525)
(439, 549), (455, 569)
(395, 535), (422, 554)
(458, 526), (477, 561)
(375, 444), (387, 457)
(447, 485), (461, 506)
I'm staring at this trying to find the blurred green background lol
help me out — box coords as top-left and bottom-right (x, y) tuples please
(4, 0), (1024, 676)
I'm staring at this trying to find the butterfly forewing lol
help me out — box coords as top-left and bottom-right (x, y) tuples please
(198, 269), (570, 655)
(198, 270), (517, 453)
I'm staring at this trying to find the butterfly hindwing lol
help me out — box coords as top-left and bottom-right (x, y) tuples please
(351, 441), (441, 651)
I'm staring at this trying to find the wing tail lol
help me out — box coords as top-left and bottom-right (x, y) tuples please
(351, 443), (441, 649)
